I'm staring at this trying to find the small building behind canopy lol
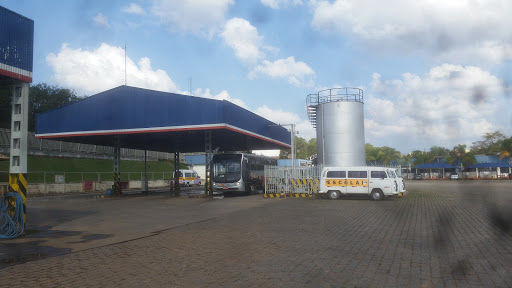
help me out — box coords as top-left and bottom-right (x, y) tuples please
(413, 163), (458, 179)
(466, 163), (512, 179)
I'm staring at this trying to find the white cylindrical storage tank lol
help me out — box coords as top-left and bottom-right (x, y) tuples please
(308, 88), (365, 167)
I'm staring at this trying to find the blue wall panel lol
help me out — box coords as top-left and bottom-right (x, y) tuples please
(0, 6), (34, 76)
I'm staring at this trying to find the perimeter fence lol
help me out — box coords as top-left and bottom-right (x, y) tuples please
(264, 165), (323, 195)
(0, 171), (174, 184)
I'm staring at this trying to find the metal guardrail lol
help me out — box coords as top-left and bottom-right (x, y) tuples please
(264, 165), (323, 194)
(0, 128), (175, 161)
(306, 87), (364, 128)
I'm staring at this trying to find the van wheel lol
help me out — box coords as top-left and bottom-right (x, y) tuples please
(370, 189), (384, 201)
(328, 190), (340, 200)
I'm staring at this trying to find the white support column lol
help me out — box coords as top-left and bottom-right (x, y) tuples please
(9, 81), (29, 226)
(205, 130), (212, 195)
(9, 82), (28, 176)
(113, 143), (121, 196)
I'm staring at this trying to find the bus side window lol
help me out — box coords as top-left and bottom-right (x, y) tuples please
(326, 171), (345, 178)
(371, 171), (387, 179)
(348, 171), (367, 178)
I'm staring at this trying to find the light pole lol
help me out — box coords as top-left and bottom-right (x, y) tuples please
(270, 123), (296, 173)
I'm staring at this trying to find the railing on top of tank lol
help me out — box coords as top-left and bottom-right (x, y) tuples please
(307, 87), (363, 106)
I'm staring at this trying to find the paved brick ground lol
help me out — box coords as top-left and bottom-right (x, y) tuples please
(1, 181), (511, 287)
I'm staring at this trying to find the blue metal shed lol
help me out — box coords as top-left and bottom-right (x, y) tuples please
(184, 155), (208, 165)
(467, 163), (512, 169)
(35, 86), (291, 153)
(413, 163), (457, 169)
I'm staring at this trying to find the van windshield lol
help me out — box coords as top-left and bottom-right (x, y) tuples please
(387, 170), (396, 178)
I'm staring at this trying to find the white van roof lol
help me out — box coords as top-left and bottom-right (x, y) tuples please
(323, 166), (390, 171)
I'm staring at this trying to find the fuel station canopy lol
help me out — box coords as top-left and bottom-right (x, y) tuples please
(35, 86), (291, 152)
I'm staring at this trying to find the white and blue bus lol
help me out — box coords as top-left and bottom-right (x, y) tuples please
(211, 153), (277, 195)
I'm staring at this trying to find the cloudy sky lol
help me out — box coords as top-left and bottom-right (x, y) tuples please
(3, 0), (512, 154)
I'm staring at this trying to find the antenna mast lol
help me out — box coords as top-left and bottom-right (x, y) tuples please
(124, 43), (127, 86)
(188, 76), (192, 96)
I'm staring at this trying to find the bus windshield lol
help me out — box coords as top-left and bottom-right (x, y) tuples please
(212, 154), (242, 183)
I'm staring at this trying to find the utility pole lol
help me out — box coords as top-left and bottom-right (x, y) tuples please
(270, 123), (296, 174)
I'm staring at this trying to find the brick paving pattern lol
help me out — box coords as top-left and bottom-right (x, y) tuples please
(1, 181), (511, 287)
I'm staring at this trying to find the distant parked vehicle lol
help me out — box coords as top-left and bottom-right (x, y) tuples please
(174, 170), (201, 186)
(450, 172), (459, 180)
(413, 173), (423, 180)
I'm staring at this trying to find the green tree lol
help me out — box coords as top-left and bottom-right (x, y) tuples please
(307, 138), (317, 158)
(428, 146), (449, 163)
(0, 87), (11, 128)
(380, 146), (401, 165)
(445, 144), (475, 168)
(502, 137), (512, 152)
(29, 83), (81, 131)
(365, 143), (378, 165)
(365, 144), (401, 166)
(411, 150), (428, 166)
(295, 136), (309, 159)
(445, 144), (465, 165)
(500, 137), (512, 161)
(400, 154), (412, 166)
(460, 151), (477, 168)
(279, 136), (317, 160)
(0, 83), (81, 130)
(471, 131), (506, 154)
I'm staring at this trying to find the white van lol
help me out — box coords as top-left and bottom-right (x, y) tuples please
(174, 170), (201, 186)
(319, 166), (405, 200)
(390, 168), (406, 194)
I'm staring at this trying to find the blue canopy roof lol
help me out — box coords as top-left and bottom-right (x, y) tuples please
(35, 86), (291, 153)
(413, 163), (457, 169)
(467, 162), (512, 169)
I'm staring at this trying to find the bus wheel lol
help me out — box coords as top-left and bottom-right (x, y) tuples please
(370, 189), (384, 201)
(328, 190), (340, 200)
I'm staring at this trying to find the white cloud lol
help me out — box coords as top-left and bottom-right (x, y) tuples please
(365, 64), (510, 153)
(311, 0), (512, 66)
(254, 105), (316, 140)
(252, 149), (281, 157)
(249, 56), (315, 87)
(93, 13), (110, 28)
(151, 0), (234, 37)
(221, 18), (265, 64)
(193, 88), (248, 109)
(261, 0), (303, 9)
(46, 43), (178, 95)
(254, 105), (301, 124)
(122, 3), (146, 15)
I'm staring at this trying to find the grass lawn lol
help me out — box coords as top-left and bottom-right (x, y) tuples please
(0, 155), (188, 183)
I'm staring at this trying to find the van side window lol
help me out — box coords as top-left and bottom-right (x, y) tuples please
(371, 171), (387, 178)
(348, 171), (367, 178)
(326, 171), (345, 178)
(185, 173), (192, 177)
